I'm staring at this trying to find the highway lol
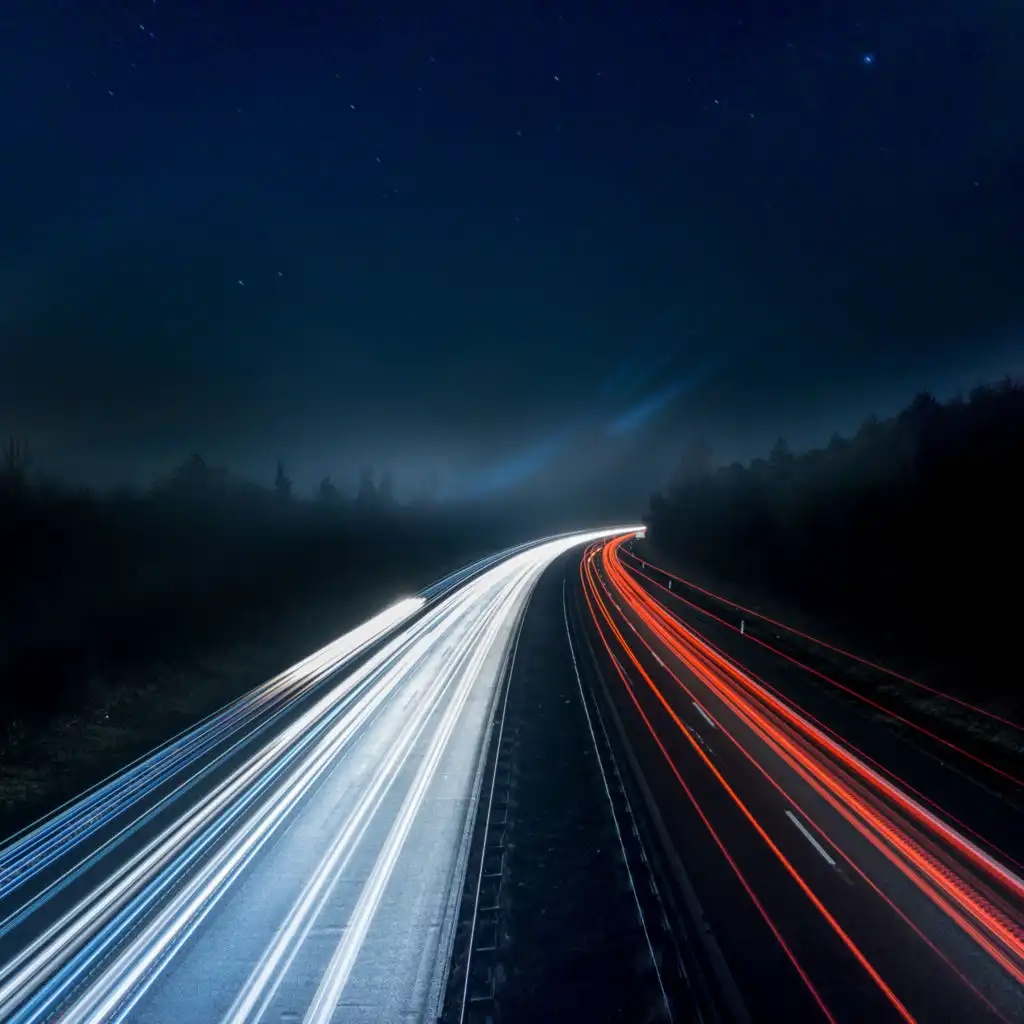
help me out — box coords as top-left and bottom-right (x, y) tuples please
(0, 528), (635, 1024)
(5, 526), (1022, 1023)
(575, 534), (1024, 1023)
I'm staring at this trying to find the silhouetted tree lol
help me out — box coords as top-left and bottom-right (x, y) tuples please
(1, 436), (29, 487)
(646, 378), (1024, 691)
(768, 436), (793, 470)
(170, 454), (212, 489)
(274, 460), (292, 501)
(318, 476), (339, 503)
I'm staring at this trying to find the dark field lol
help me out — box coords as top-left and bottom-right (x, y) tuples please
(0, 470), (534, 839)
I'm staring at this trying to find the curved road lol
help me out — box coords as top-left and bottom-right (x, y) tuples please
(4, 528), (1023, 1023)
(0, 528), (635, 1024)
(575, 534), (1024, 1023)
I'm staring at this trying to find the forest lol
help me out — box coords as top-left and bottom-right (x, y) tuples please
(0, 452), (525, 728)
(645, 378), (1023, 700)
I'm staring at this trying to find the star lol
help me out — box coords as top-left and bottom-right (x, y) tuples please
(862, 53), (875, 66)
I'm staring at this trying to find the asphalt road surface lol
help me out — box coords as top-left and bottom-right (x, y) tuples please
(0, 528), (635, 1024)
(574, 534), (1024, 1024)
(440, 560), (692, 1023)
(6, 527), (1021, 1024)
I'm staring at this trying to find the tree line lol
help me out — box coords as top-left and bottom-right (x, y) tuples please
(645, 378), (1024, 697)
(0, 450), (507, 724)
(150, 453), (440, 511)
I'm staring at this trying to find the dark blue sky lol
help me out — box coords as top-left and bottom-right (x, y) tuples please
(1, 1), (1021, 504)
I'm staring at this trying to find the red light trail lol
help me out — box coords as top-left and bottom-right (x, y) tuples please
(578, 535), (1024, 1022)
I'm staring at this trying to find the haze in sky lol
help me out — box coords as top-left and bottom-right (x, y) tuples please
(2, 1), (1021, 509)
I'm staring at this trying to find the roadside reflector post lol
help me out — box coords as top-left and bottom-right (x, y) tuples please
(740, 619), (745, 635)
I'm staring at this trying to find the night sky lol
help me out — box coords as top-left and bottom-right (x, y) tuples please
(2, 1), (1022, 508)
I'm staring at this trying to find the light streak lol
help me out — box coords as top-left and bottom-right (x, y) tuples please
(579, 560), (839, 1022)
(618, 545), (1024, 732)
(584, 552), (910, 1021)
(0, 526), (640, 1023)
(583, 535), (1024, 1019)
(0, 596), (424, 911)
(692, 701), (717, 730)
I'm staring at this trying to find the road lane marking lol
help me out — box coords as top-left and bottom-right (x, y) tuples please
(0, 530), (645, 1024)
(562, 580), (672, 1022)
(692, 702), (717, 730)
(786, 811), (836, 867)
(682, 723), (714, 758)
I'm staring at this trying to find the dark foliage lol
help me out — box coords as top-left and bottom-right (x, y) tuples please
(317, 475), (340, 503)
(274, 459), (293, 501)
(645, 379), (1024, 695)
(0, 455), (528, 725)
(2, 437), (29, 483)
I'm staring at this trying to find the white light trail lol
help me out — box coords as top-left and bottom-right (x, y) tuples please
(0, 527), (640, 1024)
(0, 596), (424, 911)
